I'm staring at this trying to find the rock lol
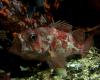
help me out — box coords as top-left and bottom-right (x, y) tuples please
(53, 68), (67, 78)
(40, 70), (51, 79)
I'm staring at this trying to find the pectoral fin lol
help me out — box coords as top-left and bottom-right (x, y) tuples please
(47, 51), (66, 69)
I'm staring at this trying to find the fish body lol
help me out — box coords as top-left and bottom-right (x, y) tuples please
(9, 21), (93, 68)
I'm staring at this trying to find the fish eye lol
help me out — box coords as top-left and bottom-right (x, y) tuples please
(31, 34), (37, 41)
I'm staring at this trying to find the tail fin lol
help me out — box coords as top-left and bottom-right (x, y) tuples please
(80, 36), (93, 57)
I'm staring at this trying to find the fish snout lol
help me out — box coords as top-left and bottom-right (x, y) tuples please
(9, 34), (23, 53)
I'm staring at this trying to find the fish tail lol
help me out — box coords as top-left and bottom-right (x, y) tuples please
(80, 36), (93, 57)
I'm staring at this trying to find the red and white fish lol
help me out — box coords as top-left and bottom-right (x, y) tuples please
(9, 21), (93, 69)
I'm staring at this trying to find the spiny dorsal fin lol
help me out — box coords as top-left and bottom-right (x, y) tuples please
(50, 20), (73, 32)
(72, 29), (85, 44)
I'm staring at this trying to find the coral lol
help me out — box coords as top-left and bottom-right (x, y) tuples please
(19, 0), (47, 18)
(0, 0), (54, 32)
(0, 0), (29, 32)
(50, 0), (64, 9)
(44, 0), (50, 9)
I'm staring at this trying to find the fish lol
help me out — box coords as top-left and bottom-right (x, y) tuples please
(9, 21), (93, 69)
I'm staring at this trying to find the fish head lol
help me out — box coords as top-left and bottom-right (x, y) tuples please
(9, 28), (53, 60)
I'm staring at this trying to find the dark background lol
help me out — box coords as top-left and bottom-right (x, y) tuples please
(47, 0), (100, 28)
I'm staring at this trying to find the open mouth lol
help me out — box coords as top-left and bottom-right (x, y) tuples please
(9, 33), (23, 53)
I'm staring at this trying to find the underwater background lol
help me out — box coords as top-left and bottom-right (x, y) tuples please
(0, 0), (100, 80)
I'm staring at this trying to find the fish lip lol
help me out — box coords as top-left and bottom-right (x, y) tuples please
(17, 34), (33, 52)
(9, 33), (23, 53)
(17, 33), (25, 51)
(9, 33), (34, 54)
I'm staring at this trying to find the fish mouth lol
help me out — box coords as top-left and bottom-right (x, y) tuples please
(9, 33), (34, 54)
(9, 33), (23, 53)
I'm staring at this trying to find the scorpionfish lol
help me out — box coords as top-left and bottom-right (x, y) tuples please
(9, 21), (93, 69)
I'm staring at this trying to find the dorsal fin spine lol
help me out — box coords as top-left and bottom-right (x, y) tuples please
(50, 20), (73, 33)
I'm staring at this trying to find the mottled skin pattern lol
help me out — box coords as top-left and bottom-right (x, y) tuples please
(39, 27), (82, 57)
(9, 21), (92, 68)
